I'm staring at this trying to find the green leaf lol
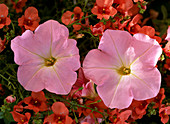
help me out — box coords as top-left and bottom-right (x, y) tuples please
(4, 111), (14, 124)
(159, 25), (168, 37)
(161, 5), (168, 20)
(0, 112), (4, 119)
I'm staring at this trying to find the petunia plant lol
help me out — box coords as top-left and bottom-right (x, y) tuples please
(0, 0), (170, 123)
(11, 20), (80, 94)
(83, 29), (162, 109)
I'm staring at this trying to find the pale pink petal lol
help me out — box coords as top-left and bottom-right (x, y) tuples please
(45, 59), (78, 94)
(98, 29), (133, 66)
(165, 26), (170, 41)
(132, 33), (162, 66)
(52, 39), (80, 71)
(83, 49), (121, 85)
(34, 20), (69, 58)
(18, 61), (77, 94)
(130, 61), (161, 100)
(97, 75), (133, 109)
(11, 30), (45, 65)
(17, 64), (45, 92)
(11, 20), (69, 65)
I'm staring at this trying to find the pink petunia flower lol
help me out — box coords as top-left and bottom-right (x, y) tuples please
(83, 29), (162, 109)
(11, 20), (80, 94)
(165, 26), (170, 41)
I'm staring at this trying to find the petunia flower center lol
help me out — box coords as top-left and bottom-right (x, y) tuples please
(117, 66), (131, 75)
(45, 57), (56, 67)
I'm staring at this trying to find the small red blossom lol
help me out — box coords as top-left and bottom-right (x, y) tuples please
(5, 95), (16, 103)
(159, 105), (170, 124)
(91, 0), (117, 20)
(126, 99), (150, 121)
(0, 38), (6, 53)
(11, 111), (31, 124)
(43, 102), (73, 124)
(114, 0), (133, 13)
(0, 4), (11, 29)
(138, 26), (162, 43)
(148, 88), (165, 108)
(11, 0), (27, 13)
(83, 96), (107, 119)
(61, 6), (84, 31)
(18, 7), (40, 31)
(90, 22), (105, 40)
(127, 4), (140, 17)
(133, 100), (149, 115)
(111, 16), (131, 30)
(127, 1), (146, 17)
(127, 14), (143, 34)
(109, 109), (132, 124)
(164, 59), (170, 71)
(13, 100), (24, 112)
(14, 105), (24, 112)
(133, 0), (144, 2)
(23, 91), (48, 113)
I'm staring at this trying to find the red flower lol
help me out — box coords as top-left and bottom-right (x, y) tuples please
(0, 38), (6, 53)
(164, 59), (170, 71)
(23, 91), (48, 113)
(90, 22), (105, 40)
(13, 100), (24, 112)
(109, 109), (132, 124)
(11, 0), (27, 13)
(127, 4), (140, 17)
(133, 0), (144, 2)
(14, 105), (24, 113)
(159, 105), (170, 124)
(83, 96), (107, 119)
(114, 0), (133, 13)
(127, 14), (143, 34)
(0, 4), (11, 29)
(111, 16), (131, 30)
(61, 6), (84, 31)
(138, 26), (162, 43)
(126, 99), (149, 121)
(133, 100), (149, 115)
(11, 111), (31, 124)
(43, 102), (73, 124)
(151, 88), (165, 108)
(91, 0), (117, 20)
(18, 7), (40, 31)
